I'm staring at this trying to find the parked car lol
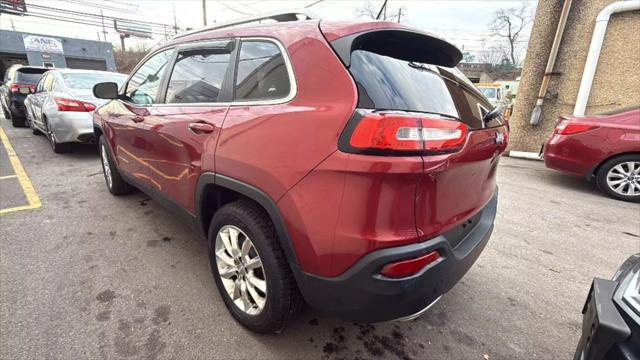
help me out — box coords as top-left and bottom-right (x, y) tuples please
(574, 254), (639, 360)
(0, 65), (48, 127)
(24, 69), (127, 153)
(92, 12), (508, 333)
(543, 107), (640, 202)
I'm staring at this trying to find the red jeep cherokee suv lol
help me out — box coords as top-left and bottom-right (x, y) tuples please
(92, 12), (508, 333)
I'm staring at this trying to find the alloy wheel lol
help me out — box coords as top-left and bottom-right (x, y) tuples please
(215, 225), (267, 315)
(606, 161), (640, 196)
(101, 145), (113, 190)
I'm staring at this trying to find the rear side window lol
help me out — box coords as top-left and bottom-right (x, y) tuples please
(165, 50), (230, 104)
(234, 41), (291, 101)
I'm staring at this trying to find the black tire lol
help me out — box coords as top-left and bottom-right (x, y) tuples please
(48, 131), (71, 153)
(98, 135), (133, 195)
(208, 200), (303, 333)
(11, 113), (24, 127)
(595, 154), (640, 203)
(29, 117), (42, 135)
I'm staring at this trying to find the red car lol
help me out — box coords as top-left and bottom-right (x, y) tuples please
(92, 12), (508, 333)
(544, 107), (640, 202)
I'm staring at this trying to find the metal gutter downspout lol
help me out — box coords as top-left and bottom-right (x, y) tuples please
(529, 0), (573, 126)
(573, 1), (640, 116)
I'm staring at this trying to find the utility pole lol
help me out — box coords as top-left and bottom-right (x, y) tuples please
(202, 0), (207, 26)
(100, 10), (107, 42)
(10, 18), (16, 31)
(397, 8), (402, 23)
(173, 3), (178, 34)
(120, 34), (126, 52)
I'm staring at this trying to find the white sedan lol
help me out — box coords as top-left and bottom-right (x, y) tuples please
(25, 69), (127, 153)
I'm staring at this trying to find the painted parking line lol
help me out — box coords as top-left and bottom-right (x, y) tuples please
(0, 127), (42, 215)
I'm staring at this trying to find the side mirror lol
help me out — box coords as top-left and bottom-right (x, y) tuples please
(483, 105), (503, 124)
(93, 82), (119, 100)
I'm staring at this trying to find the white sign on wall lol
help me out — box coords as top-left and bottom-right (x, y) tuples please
(22, 35), (64, 54)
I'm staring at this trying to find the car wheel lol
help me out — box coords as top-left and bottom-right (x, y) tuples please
(208, 200), (303, 333)
(596, 154), (640, 203)
(29, 117), (42, 135)
(47, 127), (70, 153)
(11, 113), (24, 127)
(98, 135), (132, 195)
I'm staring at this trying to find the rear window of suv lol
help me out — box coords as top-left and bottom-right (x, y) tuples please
(348, 50), (495, 129)
(16, 69), (47, 84)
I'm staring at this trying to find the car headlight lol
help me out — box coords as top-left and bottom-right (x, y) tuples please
(613, 254), (640, 321)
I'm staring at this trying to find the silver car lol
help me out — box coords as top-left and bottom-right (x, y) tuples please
(25, 69), (127, 153)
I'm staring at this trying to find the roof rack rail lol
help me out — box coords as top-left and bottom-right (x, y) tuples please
(173, 9), (318, 40)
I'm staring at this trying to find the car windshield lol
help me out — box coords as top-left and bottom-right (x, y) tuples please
(61, 73), (127, 89)
(479, 87), (497, 98)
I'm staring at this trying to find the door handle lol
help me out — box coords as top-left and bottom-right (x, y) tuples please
(132, 115), (144, 123)
(188, 122), (215, 134)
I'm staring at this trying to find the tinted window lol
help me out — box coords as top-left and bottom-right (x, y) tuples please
(349, 50), (458, 118)
(165, 50), (230, 104)
(125, 49), (173, 105)
(16, 69), (47, 84)
(62, 73), (127, 89)
(235, 41), (291, 101)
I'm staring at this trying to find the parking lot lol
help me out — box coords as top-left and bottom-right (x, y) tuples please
(0, 119), (638, 360)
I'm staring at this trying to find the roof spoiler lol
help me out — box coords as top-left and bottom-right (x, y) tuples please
(329, 29), (463, 68)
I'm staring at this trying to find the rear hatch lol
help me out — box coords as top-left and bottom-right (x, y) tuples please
(322, 22), (508, 241)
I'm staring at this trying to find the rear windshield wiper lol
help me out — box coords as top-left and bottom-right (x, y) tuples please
(372, 108), (459, 121)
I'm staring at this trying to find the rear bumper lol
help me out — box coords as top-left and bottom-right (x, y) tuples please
(543, 135), (594, 177)
(296, 190), (497, 323)
(50, 111), (95, 143)
(574, 278), (638, 360)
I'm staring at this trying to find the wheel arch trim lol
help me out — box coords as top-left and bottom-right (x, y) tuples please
(587, 151), (640, 181)
(195, 173), (301, 270)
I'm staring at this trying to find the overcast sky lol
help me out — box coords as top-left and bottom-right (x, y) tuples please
(0, 0), (537, 58)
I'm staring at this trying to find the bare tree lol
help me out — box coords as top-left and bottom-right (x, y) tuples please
(355, 1), (405, 22)
(477, 39), (509, 65)
(488, 4), (532, 65)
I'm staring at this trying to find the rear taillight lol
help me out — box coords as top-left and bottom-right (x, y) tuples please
(10, 83), (36, 93)
(54, 97), (96, 112)
(380, 250), (440, 278)
(343, 110), (468, 155)
(555, 120), (598, 135)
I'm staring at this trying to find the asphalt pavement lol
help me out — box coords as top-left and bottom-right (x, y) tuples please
(1, 119), (639, 360)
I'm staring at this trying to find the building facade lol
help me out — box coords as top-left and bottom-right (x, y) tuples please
(0, 30), (116, 77)
(509, 0), (640, 153)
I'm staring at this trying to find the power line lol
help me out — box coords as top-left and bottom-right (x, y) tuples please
(216, 0), (254, 16)
(305, 0), (326, 8)
(27, 3), (176, 28)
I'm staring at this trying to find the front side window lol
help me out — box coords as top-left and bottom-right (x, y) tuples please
(125, 49), (173, 105)
(234, 41), (291, 101)
(165, 49), (231, 104)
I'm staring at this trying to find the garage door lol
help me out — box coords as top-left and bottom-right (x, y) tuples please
(65, 58), (107, 71)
